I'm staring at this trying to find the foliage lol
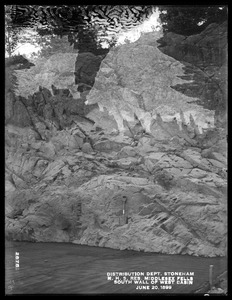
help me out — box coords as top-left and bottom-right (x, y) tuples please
(9, 5), (114, 55)
(158, 6), (227, 36)
(37, 35), (78, 59)
(68, 25), (110, 56)
(8, 5), (228, 56)
(5, 6), (49, 58)
(5, 6), (22, 57)
(9, 5), (155, 55)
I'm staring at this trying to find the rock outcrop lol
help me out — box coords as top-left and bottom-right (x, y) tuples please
(5, 118), (227, 256)
(157, 21), (227, 119)
(85, 30), (217, 134)
(5, 23), (227, 257)
(13, 53), (80, 99)
(6, 53), (99, 134)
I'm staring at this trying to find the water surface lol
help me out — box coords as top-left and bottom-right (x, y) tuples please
(5, 241), (227, 294)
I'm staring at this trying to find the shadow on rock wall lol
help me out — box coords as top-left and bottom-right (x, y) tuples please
(5, 54), (100, 133)
(157, 21), (227, 122)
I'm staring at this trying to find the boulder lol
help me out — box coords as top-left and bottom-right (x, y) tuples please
(86, 106), (119, 133)
(51, 130), (81, 151)
(39, 141), (56, 158)
(117, 146), (138, 158)
(114, 157), (139, 169)
(81, 142), (93, 153)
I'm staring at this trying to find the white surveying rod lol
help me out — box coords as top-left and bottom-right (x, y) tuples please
(209, 265), (214, 290)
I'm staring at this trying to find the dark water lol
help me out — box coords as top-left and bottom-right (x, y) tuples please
(5, 241), (227, 295)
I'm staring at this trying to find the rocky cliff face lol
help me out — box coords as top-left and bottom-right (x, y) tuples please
(85, 30), (216, 134)
(5, 22), (227, 257)
(157, 21), (227, 120)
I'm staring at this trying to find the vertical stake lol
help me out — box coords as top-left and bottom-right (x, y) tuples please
(122, 196), (127, 224)
(209, 265), (214, 290)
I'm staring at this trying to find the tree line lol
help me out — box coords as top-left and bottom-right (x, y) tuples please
(5, 5), (227, 58)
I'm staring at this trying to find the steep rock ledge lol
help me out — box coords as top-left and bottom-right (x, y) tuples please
(5, 119), (227, 256)
(5, 23), (227, 257)
(157, 21), (227, 119)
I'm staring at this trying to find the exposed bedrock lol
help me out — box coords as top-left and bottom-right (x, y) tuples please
(5, 122), (227, 256)
(5, 22), (227, 257)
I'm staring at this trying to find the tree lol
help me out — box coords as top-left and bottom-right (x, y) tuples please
(38, 34), (77, 59)
(68, 25), (110, 56)
(9, 5), (117, 55)
(158, 6), (227, 36)
(5, 5), (22, 57)
(5, 6), (49, 59)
